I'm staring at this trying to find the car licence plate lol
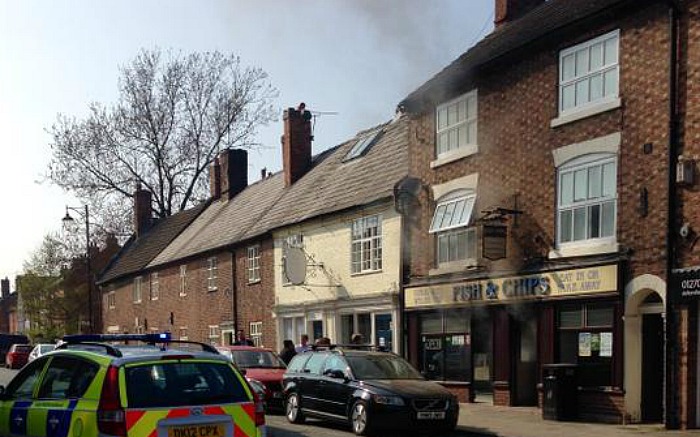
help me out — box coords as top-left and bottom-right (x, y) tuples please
(167, 424), (225, 437)
(417, 411), (446, 420)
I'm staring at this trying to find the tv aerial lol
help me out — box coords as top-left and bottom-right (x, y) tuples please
(309, 110), (338, 136)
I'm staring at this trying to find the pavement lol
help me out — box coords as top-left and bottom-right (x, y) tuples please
(456, 402), (700, 437)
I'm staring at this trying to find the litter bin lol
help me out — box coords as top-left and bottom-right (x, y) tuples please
(542, 364), (578, 421)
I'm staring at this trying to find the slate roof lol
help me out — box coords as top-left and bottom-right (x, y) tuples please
(98, 202), (208, 284)
(400, 0), (655, 110)
(148, 115), (410, 268)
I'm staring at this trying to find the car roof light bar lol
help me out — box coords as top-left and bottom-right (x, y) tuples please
(63, 332), (172, 343)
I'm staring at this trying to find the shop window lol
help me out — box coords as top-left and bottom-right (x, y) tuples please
(557, 303), (615, 387)
(419, 310), (471, 382)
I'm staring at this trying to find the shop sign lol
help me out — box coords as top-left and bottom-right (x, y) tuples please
(405, 264), (618, 309)
(670, 268), (700, 300)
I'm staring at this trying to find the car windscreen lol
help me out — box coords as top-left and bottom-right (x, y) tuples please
(231, 350), (285, 369)
(39, 345), (55, 353)
(346, 354), (424, 380)
(125, 361), (249, 408)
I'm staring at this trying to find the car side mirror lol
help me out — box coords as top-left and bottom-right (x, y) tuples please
(324, 369), (345, 379)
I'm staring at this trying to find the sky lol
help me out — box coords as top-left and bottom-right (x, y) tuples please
(0, 0), (493, 287)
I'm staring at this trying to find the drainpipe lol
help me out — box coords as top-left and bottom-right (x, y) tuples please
(665, 0), (680, 429)
(232, 249), (239, 339)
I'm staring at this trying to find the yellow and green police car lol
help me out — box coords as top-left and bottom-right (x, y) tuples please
(0, 333), (266, 437)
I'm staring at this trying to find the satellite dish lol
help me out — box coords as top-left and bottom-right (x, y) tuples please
(284, 247), (307, 285)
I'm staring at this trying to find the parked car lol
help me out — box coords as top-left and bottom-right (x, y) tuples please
(0, 333), (266, 437)
(0, 334), (29, 364)
(217, 345), (287, 411)
(283, 346), (459, 436)
(27, 343), (55, 363)
(4, 343), (32, 369)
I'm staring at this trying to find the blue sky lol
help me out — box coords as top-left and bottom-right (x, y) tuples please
(0, 0), (493, 286)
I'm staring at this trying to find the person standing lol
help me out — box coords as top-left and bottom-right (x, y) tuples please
(233, 329), (254, 346)
(295, 334), (310, 353)
(279, 339), (297, 365)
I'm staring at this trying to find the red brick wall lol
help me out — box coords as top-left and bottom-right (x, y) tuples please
(407, 3), (671, 282)
(234, 238), (277, 349)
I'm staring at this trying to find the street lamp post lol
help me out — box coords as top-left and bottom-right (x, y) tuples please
(62, 205), (93, 334)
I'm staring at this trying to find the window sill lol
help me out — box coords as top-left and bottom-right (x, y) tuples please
(429, 259), (478, 276)
(550, 98), (621, 128)
(133, 300), (142, 305)
(431, 145), (478, 169)
(207, 287), (218, 292)
(350, 269), (383, 277)
(548, 241), (619, 259)
(247, 279), (261, 285)
(179, 293), (187, 298)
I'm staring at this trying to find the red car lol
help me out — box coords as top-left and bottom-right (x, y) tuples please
(5, 343), (32, 369)
(217, 345), (287, 410)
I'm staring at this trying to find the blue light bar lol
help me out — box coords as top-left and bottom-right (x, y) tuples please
(63, 332), (172, 343)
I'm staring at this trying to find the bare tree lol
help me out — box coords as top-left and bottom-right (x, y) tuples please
(48, 48), (277, 234)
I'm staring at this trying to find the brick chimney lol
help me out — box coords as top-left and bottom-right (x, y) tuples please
(282, 103), (313, 187)
(1, 277), (9, 299)
(210, 157), (222, 200)
(220, 149), (248, 200)
(133, 184), (153, 237)
(495, 0), (544, 27)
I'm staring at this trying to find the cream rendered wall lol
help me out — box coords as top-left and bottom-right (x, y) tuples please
(273, 203), (402, 344)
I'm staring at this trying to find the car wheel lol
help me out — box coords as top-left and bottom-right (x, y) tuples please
(286, 393), (305, 424)
(350, 400), (372, 436)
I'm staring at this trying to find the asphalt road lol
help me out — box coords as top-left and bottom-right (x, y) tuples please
(0, 369), (480, 436)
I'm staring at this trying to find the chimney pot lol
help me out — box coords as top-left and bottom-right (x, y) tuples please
(210, 157), (222, 200)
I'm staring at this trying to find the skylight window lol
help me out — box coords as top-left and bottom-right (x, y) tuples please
(345, 130), (382, 161)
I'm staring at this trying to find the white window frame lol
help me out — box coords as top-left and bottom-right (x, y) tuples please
(435, 90), (478, 160)
(207, 257), (218, 291)
(557, 154), (617, 248)
(150, 272), (159, 301)
(132, 276), (142, 303)
(208, 325), (220, 340)
(107, 290), (116, 310)
(179, 327), (189, 341)
(250, 321), (263, 347)
(247, 245), (261, 283)
(430, 192), (478, 267)
(179, 264), (187, 297)
(351, 215), (383, 274)
(558, 30), (620, 117)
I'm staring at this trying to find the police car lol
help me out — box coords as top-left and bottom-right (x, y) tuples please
(0, 333), (266, 437)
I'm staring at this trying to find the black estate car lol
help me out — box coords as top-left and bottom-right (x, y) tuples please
(282, 347), (459, 436)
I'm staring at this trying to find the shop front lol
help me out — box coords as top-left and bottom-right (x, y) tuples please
(404, 263), (625, 422)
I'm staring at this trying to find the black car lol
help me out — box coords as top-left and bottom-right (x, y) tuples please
(282, 347), (459, 435)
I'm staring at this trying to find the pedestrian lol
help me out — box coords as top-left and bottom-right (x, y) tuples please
(295, 334), (311, 353)
(350, 333), (364, 345)
(279, 339), (297, 365)
(233, 329), (254, 346)
(315, 336), (331, 348)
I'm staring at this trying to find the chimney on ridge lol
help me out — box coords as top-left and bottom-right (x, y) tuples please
(134, 183), (153, 237)
(282, 103), (313, 187)
(494, 0), (544, 27)
(219, 149), (248, 200)
(210, 157), (222, 200)
(1, 277), (9, 299)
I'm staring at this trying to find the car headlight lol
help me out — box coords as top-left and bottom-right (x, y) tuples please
(372, 394), (405, 406)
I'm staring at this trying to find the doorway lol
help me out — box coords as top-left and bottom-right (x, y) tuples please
(641, 313), (663, 422)
(513, 317), (538, 405)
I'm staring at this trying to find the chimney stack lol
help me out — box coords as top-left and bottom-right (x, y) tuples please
(134, 184), (153, 237)
(220, 149), (248, 200)
(494, 0), (544, 27)
(282, 103), (313, 187)
(210, 157), (222, 200)
(1, 277), (9, 299)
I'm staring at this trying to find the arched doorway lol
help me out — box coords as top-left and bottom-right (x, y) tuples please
(624, 274), (666, 423)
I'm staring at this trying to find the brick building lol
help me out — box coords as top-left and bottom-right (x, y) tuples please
(397, 0), (697, 427)
(0, 277), (18, 334)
